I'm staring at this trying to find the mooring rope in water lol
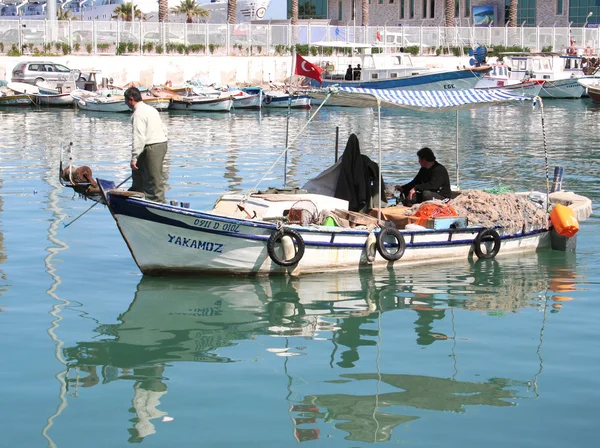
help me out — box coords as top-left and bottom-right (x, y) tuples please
(534, 96), (550, 214)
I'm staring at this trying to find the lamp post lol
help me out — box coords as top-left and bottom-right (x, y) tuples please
(584, 12), (593, 47)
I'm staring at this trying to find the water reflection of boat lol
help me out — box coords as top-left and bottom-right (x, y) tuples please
(61, 252), (579, 443)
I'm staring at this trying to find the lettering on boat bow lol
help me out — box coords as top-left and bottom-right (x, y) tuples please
(167, 233), (223, 253)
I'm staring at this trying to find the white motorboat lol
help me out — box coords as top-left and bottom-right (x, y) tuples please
(502, 52), (592, 99)
(475, 64), (544, 96)
(311, 42), (490, 91)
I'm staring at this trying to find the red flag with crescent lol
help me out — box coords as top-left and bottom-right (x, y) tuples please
(294, 53), (324, 84)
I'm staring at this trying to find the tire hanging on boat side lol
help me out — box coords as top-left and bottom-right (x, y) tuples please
(267, 228), (305, 267)
(376, 227), (406, 261)
(473, 228), (501, 259)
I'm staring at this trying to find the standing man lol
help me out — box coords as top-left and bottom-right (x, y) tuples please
(396, 147), (451, 204)
(124, 87), (168, 203)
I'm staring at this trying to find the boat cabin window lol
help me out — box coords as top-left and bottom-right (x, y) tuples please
(517, 59), (528, 71)
(532, 60), (541, 71)
(390, 73), (398, 78)
(371, 73), (379, 79)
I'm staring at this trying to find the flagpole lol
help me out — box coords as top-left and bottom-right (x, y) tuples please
(284, 48), (296, 188)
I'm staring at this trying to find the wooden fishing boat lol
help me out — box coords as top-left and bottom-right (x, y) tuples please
(71, 89), (130, 113)
(170, 95), (233, 112)
(94, 88), (592, 276)
(577, 78), (600, 103)
(263, 90), (311, 109)
(0, 91), (33, 106)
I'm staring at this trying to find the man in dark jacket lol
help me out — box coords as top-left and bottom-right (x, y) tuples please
(396, 147), (451, 204)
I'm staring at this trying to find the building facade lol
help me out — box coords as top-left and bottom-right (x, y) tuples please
(288, 0), (600, 27)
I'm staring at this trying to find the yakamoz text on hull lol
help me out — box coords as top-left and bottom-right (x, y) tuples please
(70, 87), (593, 276)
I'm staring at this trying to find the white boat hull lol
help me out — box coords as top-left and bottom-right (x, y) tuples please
(0, 95), (33, 106)
(99, 180), (551, 276)
(33, 93), (74, 106)
(171, 97), (233, 111)
(232, 94), (262, 109)
(263, 94), (311, 109)
(539, 78), (586, 98)
(143, 98), (171, 110)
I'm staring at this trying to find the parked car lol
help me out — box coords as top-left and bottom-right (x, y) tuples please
(1, 28), (45, 45)
(11, 61), (87, 85)
(143, 32), (185, 45)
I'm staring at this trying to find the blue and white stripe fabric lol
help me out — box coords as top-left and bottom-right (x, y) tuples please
(311, 87), (531, 111)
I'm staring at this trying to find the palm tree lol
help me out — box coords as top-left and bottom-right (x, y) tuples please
(361, 0), (368, 26)
(159, 0), (169, 22)
(508, 0), (518, 27)
(227, 0), (236, 24)
(57, 8), (75, 21)
(113, 2), (143, 21)
(171, 0), (209, 24)
(291, 0), (298, 25)
(444, 0), (455, 27)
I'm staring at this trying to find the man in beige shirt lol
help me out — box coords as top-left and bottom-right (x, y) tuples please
(124, 87), (168, 203)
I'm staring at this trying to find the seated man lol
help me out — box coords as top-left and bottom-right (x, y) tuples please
(395, 147), (451, 205)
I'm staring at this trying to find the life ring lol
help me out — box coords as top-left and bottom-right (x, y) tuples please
(585, 46), (593, 56)
(376, 227), (406, 261)
(267, 228), (305, 266)
(264, 95), (272, 105)
(473, 228), (501, 259)
(566, 46), (576, 56)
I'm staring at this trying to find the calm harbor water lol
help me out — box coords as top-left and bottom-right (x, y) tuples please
(1, 100), (599, 447)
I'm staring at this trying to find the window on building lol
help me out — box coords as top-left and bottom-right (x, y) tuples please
(465, 0), (470, 17)
(287, 0), (328, 20)
(568, 1), (599, 26)
(516, 0), (536, 26)
(338, 0), (343, 20)
(410, 0), (415, 18)
(557, 0), (563, 15)
(430, 0), (435, 18)
(422, 0), (427, 17)
(400, 0), (405, 19)
(455, 0), (460, 18)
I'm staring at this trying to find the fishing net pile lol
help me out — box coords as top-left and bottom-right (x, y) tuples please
(450, 190), (548, 234)
(401, 190), (549, 234)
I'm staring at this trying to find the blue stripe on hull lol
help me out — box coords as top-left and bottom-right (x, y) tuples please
(315, 70), (483, 90)
(103, 185), (547, 252)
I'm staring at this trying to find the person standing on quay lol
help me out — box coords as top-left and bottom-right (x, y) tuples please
(124, 87), (168, 203)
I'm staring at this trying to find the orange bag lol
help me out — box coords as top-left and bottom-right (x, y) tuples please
(550, 204), (579, 237)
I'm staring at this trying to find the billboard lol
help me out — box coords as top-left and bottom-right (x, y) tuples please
(473, 6), (495, 26)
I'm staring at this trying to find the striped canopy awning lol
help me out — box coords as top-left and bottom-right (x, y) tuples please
(309, 87), (532, 111)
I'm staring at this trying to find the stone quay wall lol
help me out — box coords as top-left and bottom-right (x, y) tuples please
(0, 54), (481, 87)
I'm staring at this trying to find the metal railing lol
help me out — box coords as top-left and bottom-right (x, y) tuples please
(0, 20), (597, 56)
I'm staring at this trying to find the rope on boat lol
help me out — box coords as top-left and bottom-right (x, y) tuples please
(237, 91), (333, 206)
(533, 96), (550, 214)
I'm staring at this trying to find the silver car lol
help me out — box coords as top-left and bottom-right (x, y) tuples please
(11, 61), (86, 85)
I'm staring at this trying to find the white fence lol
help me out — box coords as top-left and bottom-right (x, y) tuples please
(1, 20), (598, 56)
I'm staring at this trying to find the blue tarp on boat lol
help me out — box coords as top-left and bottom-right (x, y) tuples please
(309, 87), (532, 111)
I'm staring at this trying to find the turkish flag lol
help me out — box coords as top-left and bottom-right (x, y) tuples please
(294, 53), (324, 84)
